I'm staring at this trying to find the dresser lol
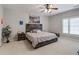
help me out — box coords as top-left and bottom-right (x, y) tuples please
(17, 32), (26, 41)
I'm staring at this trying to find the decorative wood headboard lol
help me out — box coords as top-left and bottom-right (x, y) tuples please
(26, 24), (42, 32)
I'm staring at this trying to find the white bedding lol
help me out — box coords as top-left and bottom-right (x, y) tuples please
(26, 32), (57, 47)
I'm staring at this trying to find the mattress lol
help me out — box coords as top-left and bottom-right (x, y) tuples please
(26, 32), (57, 48)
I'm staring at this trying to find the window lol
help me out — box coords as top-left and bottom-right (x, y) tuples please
(70, 18), (79, 35)
(62, 18), (79, 35)
(63, 19), (68, 33)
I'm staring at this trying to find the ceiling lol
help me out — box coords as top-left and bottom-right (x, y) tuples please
(3, 4), (79, 16)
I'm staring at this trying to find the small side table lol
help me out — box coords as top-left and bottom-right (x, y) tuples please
(55, 33), (60, 37)
(17, 32), (26, 41)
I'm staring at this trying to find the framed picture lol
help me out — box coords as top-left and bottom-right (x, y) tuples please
(29, 16), (40, 23)
(19, 20), (23, 25)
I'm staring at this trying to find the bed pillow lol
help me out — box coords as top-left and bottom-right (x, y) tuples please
(32, 29), (37, 33)
(32, 29), (41, 33)
(37, 29), (41, 32)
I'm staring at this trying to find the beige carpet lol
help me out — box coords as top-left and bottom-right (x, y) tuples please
(0, 37), (79, 55)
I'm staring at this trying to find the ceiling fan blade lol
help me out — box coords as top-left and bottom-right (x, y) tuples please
(38, 4), (46, 9)
(49, 10), (53, 13)
(52, 8), (58, 10)
(39, 7), (45, 9)
(41, 10), (45, 12)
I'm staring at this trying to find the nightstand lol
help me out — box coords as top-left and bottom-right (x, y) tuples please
(17, 32), (26, 41)
(54, 33), (60, 37)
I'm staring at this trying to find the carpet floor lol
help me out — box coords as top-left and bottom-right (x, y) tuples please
(0, 37), (79, 55)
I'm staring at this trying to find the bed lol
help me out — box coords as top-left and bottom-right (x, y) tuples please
(26, 24), (58, 49)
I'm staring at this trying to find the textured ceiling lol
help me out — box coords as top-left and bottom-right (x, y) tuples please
(3, 4), (79, 16)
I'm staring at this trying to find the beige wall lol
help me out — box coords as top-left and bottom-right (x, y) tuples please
(49, 8), (79, 39)
(4, 8), (50, 40)
(40, 16), (50, 31)
(50, 8), (79, 33)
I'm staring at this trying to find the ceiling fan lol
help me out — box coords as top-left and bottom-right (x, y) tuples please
(39, 4), (58, 13)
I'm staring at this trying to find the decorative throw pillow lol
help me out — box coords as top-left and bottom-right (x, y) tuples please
(32, 29), (37, 33)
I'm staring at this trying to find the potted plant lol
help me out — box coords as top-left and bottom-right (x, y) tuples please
(2, 25), (11, 43)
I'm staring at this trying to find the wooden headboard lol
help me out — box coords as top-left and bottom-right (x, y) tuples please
(26, 24), (42, 32)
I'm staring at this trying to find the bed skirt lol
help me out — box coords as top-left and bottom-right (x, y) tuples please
(26, 37), (58, 49)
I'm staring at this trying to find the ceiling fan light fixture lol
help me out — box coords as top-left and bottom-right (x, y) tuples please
(47, 4), (54, 9)
(48, 9), (52, 13)
(39, 4), (58, 13)
(44, 9), (47, 12)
